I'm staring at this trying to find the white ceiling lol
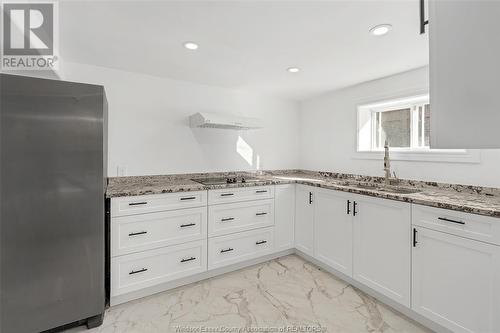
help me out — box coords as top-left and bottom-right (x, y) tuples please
(59, 0), (429, 101)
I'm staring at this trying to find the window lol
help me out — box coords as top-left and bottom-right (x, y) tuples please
(371, 99), (430, 150)
(356, 94), (480, 163)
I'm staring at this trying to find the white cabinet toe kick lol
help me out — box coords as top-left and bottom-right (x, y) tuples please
(109, 183), (499, 333)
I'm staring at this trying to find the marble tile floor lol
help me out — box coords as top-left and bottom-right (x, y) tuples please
(66, 255), (432, 333)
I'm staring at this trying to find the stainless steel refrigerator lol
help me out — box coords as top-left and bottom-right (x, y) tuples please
(0, 74), (107, 333)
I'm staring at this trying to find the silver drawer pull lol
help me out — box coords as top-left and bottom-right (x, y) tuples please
(220, 248), (234, 253)
(180, 257), (196, 263)
(180, 223), (196, 228)
(128, 231), (148, 237)
(256, 212), (267, 216)
(256, 240), (267, 245)
(129, 202), (147, 206)
(129, 268), (148, 275)
(256, 190), (267, 193)
(221, 217), (235, 222)
(180, 196), (196, 201)
(438, 217), (465, 225)
(220, 193), (234, 197)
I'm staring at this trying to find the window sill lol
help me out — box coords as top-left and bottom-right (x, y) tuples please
(353, 150), (481, 164)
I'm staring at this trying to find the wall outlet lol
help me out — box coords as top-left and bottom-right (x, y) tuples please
(117, 165), (128, 177)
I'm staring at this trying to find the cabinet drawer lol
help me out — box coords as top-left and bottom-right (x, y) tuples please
(111, 240), (207, 296)
(111, 191), (207, 217)
(208, 227), (274, 270)
(208, 186), (274, 205)
(412, 205), (500, 245)
(111, 207), (207, 257)
(208, 199), (274, 237)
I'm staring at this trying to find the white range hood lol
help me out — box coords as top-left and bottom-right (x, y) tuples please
(189, 112), (263, 130)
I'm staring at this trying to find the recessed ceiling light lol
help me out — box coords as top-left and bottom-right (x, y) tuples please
(183, 42), (199, 50)
(369, 24), (392, 36)
(287, 67), (300, 73)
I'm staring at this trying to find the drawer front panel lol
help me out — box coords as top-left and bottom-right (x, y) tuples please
(111, 240), (207, 296)
(111, 191), (207, 217)
(412, 205), (500, 245)
(208, 227), (274, 270)
(112, 207), (207, 256)
(208, 199), (274, 237)
(208, 186), (274, 205)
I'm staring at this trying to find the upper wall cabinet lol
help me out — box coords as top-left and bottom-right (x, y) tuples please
(428, 0), (500, 148)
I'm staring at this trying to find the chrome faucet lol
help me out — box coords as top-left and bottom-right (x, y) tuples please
(383, 140), (392, 186)
(383, 141), (401, 186)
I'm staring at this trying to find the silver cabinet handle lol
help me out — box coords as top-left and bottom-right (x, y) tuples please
(438, 217), (465, 225)
(180, 196), (196, 201)
(180, 257), (196, 263)
(256, 212), (267, 216)
(180, 223), (196, 228)
(129, 268), (148, 275)
(129, 202), (147, 206)
(256, 240), (267, 245)
(256, 190), (267, 193)
(128, 231), (147, 237)
(221, 217), (235, 222)
(220, 248), (234, 253)
(220, 193), (234, 197)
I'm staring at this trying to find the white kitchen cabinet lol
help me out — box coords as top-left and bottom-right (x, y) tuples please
(412, 204), (500, 246)
(208, 185), (274, 205)
(274, 184), (295, 252)
(314, 188), (353, 277)
(208, 199), (274, 237)
(111, 207), (207, 257)
(208, 227), (274, 270)
(429, 0), (500, 148)
(111, 191), (207, 217)
(294, 184), (314, 256)
(412, 226), (500, 333)
(352, 194), (411, 307)
(111, 239), (207, 296)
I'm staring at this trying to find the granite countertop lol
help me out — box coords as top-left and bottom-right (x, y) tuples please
(106, 170), (500, 218)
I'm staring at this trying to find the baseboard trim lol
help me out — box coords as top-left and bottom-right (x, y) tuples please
(110, 248), (294, 306)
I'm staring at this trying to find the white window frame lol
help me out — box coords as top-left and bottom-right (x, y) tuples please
(370, 97), (429, 151)
(356, 94), (481, 163)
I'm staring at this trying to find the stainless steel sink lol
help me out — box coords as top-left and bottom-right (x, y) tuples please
(380, 186), (422, 194)
(354, 183), (380, 190)
(351, 183), (421, 194)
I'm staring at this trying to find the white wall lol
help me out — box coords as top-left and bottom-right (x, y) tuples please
(45, 62), (300, 176)
(299, 66), (500, 187)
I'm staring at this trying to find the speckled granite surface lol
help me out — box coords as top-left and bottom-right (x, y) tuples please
(107, 170), (500, 218)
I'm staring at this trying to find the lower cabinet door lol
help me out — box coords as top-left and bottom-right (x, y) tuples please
(412, 226), (500, 333)
(295, 184), (314, 256)
(111, 240), (207, 296)
(208, 227), (274, 270)
(352, 195), (411, 307)
(314, 188), (353, 277)
(274, 184), (295, 252)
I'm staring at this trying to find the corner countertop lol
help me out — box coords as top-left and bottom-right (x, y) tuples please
(106, 170), (500, 218)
